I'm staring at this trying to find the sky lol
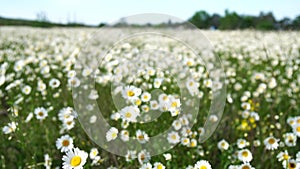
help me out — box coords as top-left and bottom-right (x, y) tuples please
(0, 0), (299, 25)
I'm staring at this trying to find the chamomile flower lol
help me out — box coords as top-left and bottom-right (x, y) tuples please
(49, 78), (61, 88)
(141, 92), (151, 102)
(62, 147), (88, 169)
(120, 106), (140, 122)
(218, 139), (229, 151)
(194, 160), (212, 169)
(120, 130), (130, 142)
(140, 163), (152, 169)
(238, 163), (254, 169)
(264, 136), (279, 150)
(34, 107), (48, 121)
(237, 149), (253, 163)
(284, 133), (297, 147)
(163, 153), (172, 161)
(237, 138), (248, 149)
(106, 127), (118, 142)
(122, 85), (141, 101)
(89, 148), (99, 159)
(136, 130), (149, 144)
(56, 135), (74, 152)
(292, 124), (300, 137)
(2, 121), (17, 134)
(153, 162), (165, 169)
(125, 150), (137, 162)
(167, 131), (180, 144)
(150, 100), (159, 110)
(277, 150), (290, 162)
(138, 149), (151, 164)
(22, 85), (31, 95)
(286, 159), (299, 169)
(172, 120), (182, 130)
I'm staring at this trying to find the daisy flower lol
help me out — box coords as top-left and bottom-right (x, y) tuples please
(277, 150), (290, 162)
(292, 124), (300, 137)
(138, 149), (151, 164)
(139, 163), (152, 169)
(150, 100), (160, 110)
(120, 130), (130, 142)
(136, 130), (149, 144)
(286, 159), (299, 169)
(122, 85), (141, 101)
(238, 163), (254, 169)
(284, 133), (297, 147)
(237, 149), (253, 163)
(62, 147), (88, 169)
(89, 148), (99, 159)
(125, 150), (137, 162)
(141, 92), (151, 102)
(106, 127), (118, 142)
(34, 107), (48, 121)
(120, 106), (140, 122)
(194, 160), (212, 169)
(56, 135), (74, 152)
(237, 138), (248, 149)
(22, 85), (32, 95)
(264, 136), (279, 150)
(167, 131), (180, 144)
(153, 162), (165, 169)
(49, 78), (61, 88)
(218, 139), (229, 151)
(2, 121), (17, 134)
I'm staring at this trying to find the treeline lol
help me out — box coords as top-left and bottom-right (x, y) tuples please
(0, 17), (100, 28)
(189, 10), (300, 30)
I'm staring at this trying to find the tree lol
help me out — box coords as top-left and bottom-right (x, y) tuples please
(188, 10), (210, 29)
(219, 10), (241, 30)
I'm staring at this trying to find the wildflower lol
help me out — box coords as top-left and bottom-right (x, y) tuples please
(264, 136), (279, 150)
(56, 135), (74, 152)
(237, 149), (253, 163)
(194, 160), (212, 169)
(106, 127), (118, 142)
(62, 147), (88, 169)
(218, 139), (229, 151)
(34, 107), (48, 121)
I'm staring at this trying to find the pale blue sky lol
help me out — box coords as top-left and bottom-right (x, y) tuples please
(0, 0), (299, 25)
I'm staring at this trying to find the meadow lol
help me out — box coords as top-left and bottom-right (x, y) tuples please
(0, 27), (300, 169)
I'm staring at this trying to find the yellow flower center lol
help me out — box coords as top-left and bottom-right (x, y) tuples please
(242, 151), (248, 157)
(135, 99), (141, 105)
(127, 90), (135, 97)
(268, 138), (275, 144)
(70, 156), (81, 167)
(289, 162), (296, 169)
(283, 154), (289, 160)
(242, 166), (250, 169)
(138, 135), (144, 140)
(38, 112), (44, 116)
(157, 164), (163, 169)
(296, 126), (300, 132)
(112, 132), (117, 138)
(171, 135), (177, 140)
(125, 112), (132, 118)
(199, 166), (207, 169)
(171, 102), (177, 107)
(297, 119), (300, 124)
(62, 140), (70, 147)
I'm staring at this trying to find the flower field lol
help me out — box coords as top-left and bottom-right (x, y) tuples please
(1, 27), (300, 169)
